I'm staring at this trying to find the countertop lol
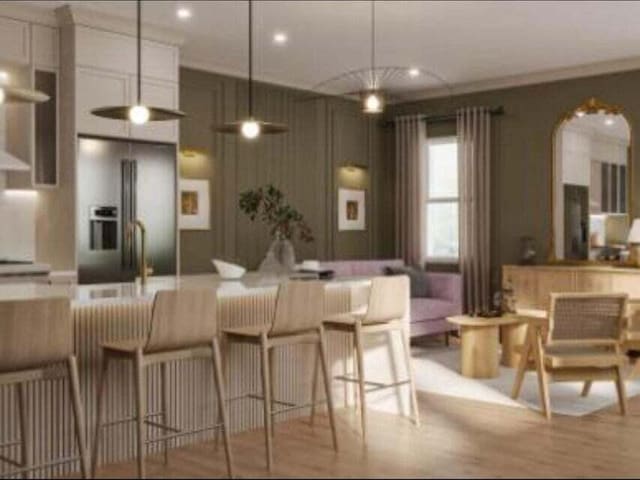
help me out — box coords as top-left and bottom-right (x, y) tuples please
(0, 262), (50, 276)
(0, 273), (371, 305)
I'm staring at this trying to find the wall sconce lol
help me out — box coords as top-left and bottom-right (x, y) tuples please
(341, 163), (368, 173)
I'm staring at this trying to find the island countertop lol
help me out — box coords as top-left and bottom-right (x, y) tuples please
(0, 273), (373, 305)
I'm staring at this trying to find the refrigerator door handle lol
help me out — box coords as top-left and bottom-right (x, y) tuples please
(121, 159), (138, 269)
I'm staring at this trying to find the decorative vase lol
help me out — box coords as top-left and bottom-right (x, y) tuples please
(259, 232), (296, 274)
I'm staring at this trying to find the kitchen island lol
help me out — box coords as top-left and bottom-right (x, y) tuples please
(0, 274), (412, 478)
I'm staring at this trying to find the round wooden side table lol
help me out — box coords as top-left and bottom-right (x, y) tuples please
(447, 315), (523, 379)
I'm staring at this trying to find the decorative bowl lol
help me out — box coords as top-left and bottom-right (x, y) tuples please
(212, 259), (246, 280)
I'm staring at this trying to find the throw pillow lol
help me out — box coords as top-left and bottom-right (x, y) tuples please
(383, 266), (430, 298)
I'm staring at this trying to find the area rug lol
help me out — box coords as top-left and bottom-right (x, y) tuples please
(411, 345), (640, 416)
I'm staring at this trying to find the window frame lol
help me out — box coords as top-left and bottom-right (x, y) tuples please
(424, 135), (460, 264)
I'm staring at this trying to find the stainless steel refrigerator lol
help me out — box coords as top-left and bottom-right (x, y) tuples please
(77, 136), (177, 284)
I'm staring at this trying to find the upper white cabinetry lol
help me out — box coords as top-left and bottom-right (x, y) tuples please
(75, 26), (178, 83)
(0, 17), (30, 65)
(72, 26), (180, 142)
(32, 24), (58, 69)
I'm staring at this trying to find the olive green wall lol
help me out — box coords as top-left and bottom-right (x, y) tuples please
(179, 67), (393, 273)
(388, 69), (640, 286)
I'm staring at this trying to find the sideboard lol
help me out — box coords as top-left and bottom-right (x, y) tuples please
(502, 264), (640, 310)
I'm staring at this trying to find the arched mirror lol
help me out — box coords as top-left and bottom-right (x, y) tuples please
(551, 98), (632, 263)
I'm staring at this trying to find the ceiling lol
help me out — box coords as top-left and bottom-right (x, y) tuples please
(18, 1), (640, 100)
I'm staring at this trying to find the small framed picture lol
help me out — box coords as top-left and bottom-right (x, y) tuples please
(338, 188), (366, 231)
(179, 179), (210, 230)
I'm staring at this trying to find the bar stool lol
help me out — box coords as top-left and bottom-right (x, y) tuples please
(222, 280), (338, 471)
(91, 289), (233, 479)
(0, 297), (89, 478)
(317, 276), (420, 443)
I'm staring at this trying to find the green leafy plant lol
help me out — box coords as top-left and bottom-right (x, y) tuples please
(239, 184), (314, 243)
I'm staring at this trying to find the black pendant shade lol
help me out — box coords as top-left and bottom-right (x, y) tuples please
(2, 85), (50, 104)
(215, 0), (287, 136)
(91, 0), (184, 123)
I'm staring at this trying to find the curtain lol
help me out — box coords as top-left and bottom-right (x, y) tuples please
(457, 107), (491, 313)
(394, 115), (426, 267)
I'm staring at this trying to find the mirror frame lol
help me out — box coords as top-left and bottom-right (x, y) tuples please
(549, 97), (634, 264)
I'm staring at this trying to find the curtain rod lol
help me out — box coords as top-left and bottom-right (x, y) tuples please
(384, 106), (504, 128)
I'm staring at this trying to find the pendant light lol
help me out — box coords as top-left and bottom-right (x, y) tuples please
(91, 0), (185, 124)
(363, 0), (383, 114)
(215, 0), (287, 139)
(0, 72), (49, 104)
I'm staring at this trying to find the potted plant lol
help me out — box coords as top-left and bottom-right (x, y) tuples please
(239, 184), (314, 272)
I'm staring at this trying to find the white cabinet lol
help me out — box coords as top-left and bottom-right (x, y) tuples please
(76, 67), (129, 138)
(32, 24), (58, 69)
(75, 26), (178, 82)
(0, 17), (29, 65)
(129, 77), (179, 142)
(73, 26), (179, 142)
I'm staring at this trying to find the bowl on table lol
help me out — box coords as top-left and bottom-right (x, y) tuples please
(212, 259), (246, 280)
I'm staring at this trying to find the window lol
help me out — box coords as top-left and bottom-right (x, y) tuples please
(425, 137), (459, 261)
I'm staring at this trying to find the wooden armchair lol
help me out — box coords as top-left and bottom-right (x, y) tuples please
(537, 293), (628, 418)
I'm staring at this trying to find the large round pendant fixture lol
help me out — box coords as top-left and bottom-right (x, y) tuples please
(91, 0), (185, 124)
(214, 0), (287, 139)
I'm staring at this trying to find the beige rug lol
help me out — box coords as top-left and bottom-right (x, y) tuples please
(411, 345), (640, 416)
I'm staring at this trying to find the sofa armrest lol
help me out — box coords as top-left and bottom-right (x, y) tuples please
(425, 272), (463, 305)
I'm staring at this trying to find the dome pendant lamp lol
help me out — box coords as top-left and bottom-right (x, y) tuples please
(91, 0), (185, 124)
(215, 0), (287, 139)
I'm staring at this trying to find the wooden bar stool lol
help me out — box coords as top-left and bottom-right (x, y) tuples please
(0, 297), (89, 478)
(222, 280), (338, 471)
(318, 276), (420, 443)
(91, 289), (233, 479)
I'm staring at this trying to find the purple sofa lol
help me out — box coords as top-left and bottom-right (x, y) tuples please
(320, 259), (463, 339)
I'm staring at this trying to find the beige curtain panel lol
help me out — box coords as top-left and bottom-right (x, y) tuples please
(394, 115), (426, 267)
(457, 107), (492, 313)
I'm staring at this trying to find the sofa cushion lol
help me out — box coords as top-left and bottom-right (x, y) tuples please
(320, 259), (404, 277)
(410, 298), (461, 323)
(384, 265), (430, 298)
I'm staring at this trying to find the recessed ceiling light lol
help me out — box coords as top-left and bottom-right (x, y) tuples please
(177, 7), (192, 20)
(273, 32), (288, 45)
(605, 117), (615, 126)
(408, 68), (420, 78)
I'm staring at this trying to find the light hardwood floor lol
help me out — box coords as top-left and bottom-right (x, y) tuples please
(93, 390), (640, 478)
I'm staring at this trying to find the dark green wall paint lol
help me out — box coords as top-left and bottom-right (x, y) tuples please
(179, 67), (394, 273)
(388, 69), (640, 286)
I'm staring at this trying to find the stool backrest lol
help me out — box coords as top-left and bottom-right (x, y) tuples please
(547, 292), (627, 347)
(364, 276), (409, 324)
(270, 280), (325, 336)
(0, 297), (72, 373)
(145, 289), (217, 353)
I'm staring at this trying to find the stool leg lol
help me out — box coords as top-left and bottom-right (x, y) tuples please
(309, 346), (319, 427)
(212, 338), (234, 478)
(268, 348), (276, 439)
(259, 333), (273, 470)
(354, 322), (367, 443)
(91, 354), (109, 477)
(134, 349), (147, 479)
(399, 327), (420, 427)
(318, 327), (338, 452)
(213, 335), (228, 452)
(67, 355), (90, 479)
(160, 362), (170, 466)
(16, 382), (30, 480)
(581, 380), (593, 397)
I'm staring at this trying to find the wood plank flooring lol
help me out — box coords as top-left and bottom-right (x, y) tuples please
(94, 390), (640, 478)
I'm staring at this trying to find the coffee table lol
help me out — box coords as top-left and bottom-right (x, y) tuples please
(447, 314), (528, 379)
